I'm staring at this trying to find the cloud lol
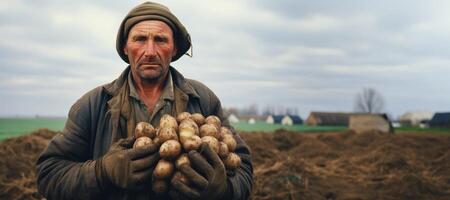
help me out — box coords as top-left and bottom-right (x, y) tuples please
(1, 0), (450, 118)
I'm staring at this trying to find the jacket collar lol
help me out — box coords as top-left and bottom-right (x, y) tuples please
(103, 66), (200, 99)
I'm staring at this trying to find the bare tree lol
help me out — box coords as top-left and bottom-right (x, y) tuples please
(285, 107), (299, 115)
(354, 88), (384, 113)
(237, 103), (259, 116)
(262, 105), (275, 116)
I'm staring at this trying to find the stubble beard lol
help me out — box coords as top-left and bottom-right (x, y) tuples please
(136, 63), (169, 84)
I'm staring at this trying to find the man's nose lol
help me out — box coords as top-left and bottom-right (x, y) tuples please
(144, 41), (157, 57)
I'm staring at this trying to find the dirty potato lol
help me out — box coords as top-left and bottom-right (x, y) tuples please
(200, 124), (219, 138)
(160, 114), (178, 131)
(205, 115), (221, 129)
(201, 136), (220, 154)
(182, 135), (202, 152)
(191, 113), (205, 126)
(135, 122), (156, 139)
(176, 112), (192, 123)
(133, 136), (153, 148)
(159, 140), (181, 160)
(153, 159), (174, 179)
(223, 152), (241, 170)
(157, 127), (178, 143)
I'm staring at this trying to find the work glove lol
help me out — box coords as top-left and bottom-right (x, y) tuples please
(95, 137), (160, 190)
(170, 143), (228, 200)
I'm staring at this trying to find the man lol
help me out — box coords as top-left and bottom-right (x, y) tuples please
(36, 2), (253, 200)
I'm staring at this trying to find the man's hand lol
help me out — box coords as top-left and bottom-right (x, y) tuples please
(95, 137), (160, 190)
(170, 143), (228, 200)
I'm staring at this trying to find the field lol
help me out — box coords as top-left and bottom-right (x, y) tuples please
(232, 121), (347, 132)
(0, 128), (449, 199)
(0, 118), (66, 140)
(0, 118), (348, 140)
(2, 118), (448, 141)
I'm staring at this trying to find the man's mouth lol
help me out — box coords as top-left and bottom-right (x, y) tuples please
(140, 63), (160, 67)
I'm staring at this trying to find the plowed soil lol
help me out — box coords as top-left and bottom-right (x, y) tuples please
(1, 129), (449, 200)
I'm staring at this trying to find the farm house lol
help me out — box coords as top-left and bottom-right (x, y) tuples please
(239, 115), (262, 125)
(227, 113), (240, 123)
(349, 114), (394, 134)
(399, 111), (433, 127)
(281, 115), (303, 126)
(305, 112), (352, 126)
(265, 115), (284, 124)
(429, 112), (450, 128)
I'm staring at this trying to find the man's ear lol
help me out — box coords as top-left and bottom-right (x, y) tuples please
(124, 45), (128, 55)
(172, 45), (177, 57)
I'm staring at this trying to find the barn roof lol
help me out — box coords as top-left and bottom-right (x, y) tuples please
(429, 112), (450, 126)
(271, 115), (284, 123)
(288, 115), (303, 124)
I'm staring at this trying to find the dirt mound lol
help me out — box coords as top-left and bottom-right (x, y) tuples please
(1, 129), (449, 199)
(0, 129), (58, 200)
(241, 129), (450, 200)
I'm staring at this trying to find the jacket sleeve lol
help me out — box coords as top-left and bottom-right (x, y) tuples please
(209, 92), (254, 200)
(36, 90), (104, 200)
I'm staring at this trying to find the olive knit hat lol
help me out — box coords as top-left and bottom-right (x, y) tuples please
(116, 1), (191, 63)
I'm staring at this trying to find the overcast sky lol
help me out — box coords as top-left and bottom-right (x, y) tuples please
(1, 0), (450, 118)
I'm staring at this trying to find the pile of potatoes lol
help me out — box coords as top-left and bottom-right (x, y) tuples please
(133, 112), (242, 194)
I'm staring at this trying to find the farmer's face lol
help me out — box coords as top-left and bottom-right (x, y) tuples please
(124, 20), (177, 83)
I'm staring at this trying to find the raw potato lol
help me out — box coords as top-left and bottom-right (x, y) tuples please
(218, 141), (230, 159)
(153, 137), (161, 146)
(175, 153), (191, 169)
(219, 126), (232, 140)
(133, 136), (153, 148)
(221, 134), (237, 152)
(160, 114), (178, 131)
(135, 122), (156, 138)
(205, 115), (221, 129)
(201, 136), (220, 154)
(191, 113), (205, 126)
(182, 135), (202, 152)
(179, 130), (195, 145)
(224, 152), (241, 170)
(157, 127), (178, 143)
(180, 119), (198, 132)
(176, 112), (192, 123)
(200, 124), (219, 138)
(133, 113), (242, 196)
(179, 120), (199, 144)
(153, 159), (174, 179)
(152, 179), (169, 194)
(159, 140), (181, 160)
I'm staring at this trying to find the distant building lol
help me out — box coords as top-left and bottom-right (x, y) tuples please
(349, 114), (394, 134)
(399, 111), (434, 127)
(419, 119), (431, 128)
(391, 120), (402, 128)
(239, 115), (263, 124)
(266, 115), (284, 124)
(227, 113), (239, 123)
(305, 112), (353, 126)
(281, 115), (303, 126)
(429, 112), (450, 128)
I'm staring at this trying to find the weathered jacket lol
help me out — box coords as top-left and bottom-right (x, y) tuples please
(36, 66), (253, 200)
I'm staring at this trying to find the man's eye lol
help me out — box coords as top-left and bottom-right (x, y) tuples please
(135, 36), (147, 42)
(155, 36), (167, 43)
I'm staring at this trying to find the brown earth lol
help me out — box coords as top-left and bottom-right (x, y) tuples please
(1, 129), (449, 200)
